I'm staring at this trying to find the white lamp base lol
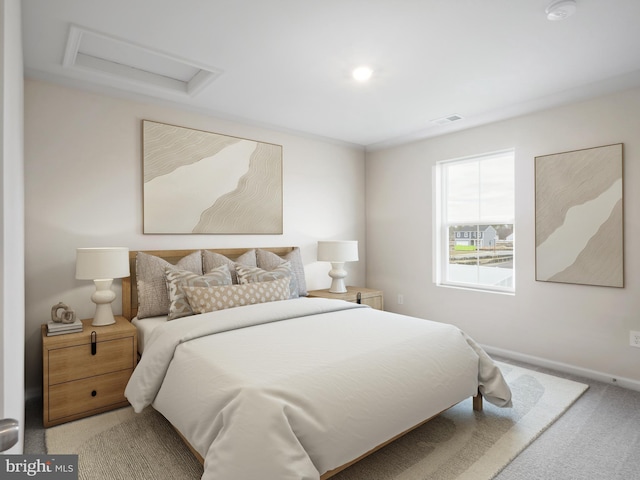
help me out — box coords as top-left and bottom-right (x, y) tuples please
(328, 262), (348, 294)
(91, 279), (117, 326)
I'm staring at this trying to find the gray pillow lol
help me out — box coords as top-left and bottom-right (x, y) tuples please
(202, 249), (256, 284)
(135, 251), (202, 319)
(165, 264), (232, 320)
(235, 262), (298, 299)
(256, 247), (307, 296)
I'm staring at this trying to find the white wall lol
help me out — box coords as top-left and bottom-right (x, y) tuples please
(1, 0), (25, 453)
(24, 79), (366, 396)
(366, 87), (640, 388)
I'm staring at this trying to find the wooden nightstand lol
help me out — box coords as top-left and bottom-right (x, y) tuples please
(307, 286), (384, 311)
(42, 316), (137, 427)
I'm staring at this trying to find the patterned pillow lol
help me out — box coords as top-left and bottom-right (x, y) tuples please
(235, 262), (298, 299)
(256, 247), (307, 296)
(136, 251), (202, 319)
(184, 277), (290, 314)
(202, 249), (256, 284)
(165, 264), (232, 320)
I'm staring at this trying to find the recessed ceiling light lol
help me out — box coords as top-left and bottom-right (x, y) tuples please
(545, 0), (577, 21)
(352, 66), (373, 82)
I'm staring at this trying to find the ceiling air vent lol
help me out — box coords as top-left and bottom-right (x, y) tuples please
(63, 25), (223, 97)
(430, 114), (464, 126)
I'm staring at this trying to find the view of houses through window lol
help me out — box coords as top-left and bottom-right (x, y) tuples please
(434, 150), (515, 292)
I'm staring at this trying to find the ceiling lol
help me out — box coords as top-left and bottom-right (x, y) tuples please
(22, 0), (640, 149)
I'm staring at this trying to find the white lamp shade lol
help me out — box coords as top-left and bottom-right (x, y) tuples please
(317, 241), (359, 262)
(317, 241), (358, 293)
(76, 247), (130, 280)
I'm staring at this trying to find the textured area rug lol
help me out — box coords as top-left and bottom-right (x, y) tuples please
(46, 362), (587, 480)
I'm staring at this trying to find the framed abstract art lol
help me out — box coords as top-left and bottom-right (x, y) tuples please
(535, 143), (623, 287)
(142, 120), (283, 234)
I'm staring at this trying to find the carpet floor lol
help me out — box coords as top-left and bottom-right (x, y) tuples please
(493, 358), (640, 480)
(45, 362), (587, 480)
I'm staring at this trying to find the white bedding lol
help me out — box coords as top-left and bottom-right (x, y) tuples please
(131, 315), (167, 354)
(125, 298), (511, 480)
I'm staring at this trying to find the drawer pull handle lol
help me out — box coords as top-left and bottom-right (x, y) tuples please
(91, 390), (97, 397)
(91, 331), (97, 355)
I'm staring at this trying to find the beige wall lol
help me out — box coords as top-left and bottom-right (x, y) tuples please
(25, 78), (640, 397)
(366, 87), (640, 389)
(24, 79), (366, 397)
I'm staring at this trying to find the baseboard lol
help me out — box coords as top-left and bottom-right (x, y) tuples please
(483, 344), (640, 393)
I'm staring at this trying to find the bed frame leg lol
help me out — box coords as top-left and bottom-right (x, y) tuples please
(473, 391), (483, 412)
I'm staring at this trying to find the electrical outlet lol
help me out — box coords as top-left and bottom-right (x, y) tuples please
(630, 331), (640, 348)
(397, 294), (404, 305)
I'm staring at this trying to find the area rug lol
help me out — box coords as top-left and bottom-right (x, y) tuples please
(46, 362), (588, 480)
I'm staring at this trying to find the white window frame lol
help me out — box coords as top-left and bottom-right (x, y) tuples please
(433, 149), (515, 294)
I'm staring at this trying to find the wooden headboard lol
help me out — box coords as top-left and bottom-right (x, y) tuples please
(121, 247), (296, 320)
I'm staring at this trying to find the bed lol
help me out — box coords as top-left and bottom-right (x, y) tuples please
(123, 247), (512, 480)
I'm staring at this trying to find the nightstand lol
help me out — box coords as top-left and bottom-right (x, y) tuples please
(307, 286), (384, 311)
(42, 316), (137, 427)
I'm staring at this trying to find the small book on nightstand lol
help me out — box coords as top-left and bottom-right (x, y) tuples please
(46, 319), (83, 336)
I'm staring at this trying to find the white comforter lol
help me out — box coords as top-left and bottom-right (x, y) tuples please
(125, 298), (511, 480)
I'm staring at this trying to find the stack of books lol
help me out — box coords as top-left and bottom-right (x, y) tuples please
(47, 319), (83, 336)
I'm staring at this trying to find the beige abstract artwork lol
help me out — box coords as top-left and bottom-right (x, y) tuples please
(535, 143), (623, 287)
(142, 120), (283, 234)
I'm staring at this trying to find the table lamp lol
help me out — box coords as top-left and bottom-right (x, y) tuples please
(76, 247), (130, 326)
(317, 240), (359, 293)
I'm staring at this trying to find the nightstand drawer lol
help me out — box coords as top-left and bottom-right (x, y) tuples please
(42, 316), (138, 427)
(48, 369), (132, 422)
(47, 337), (135, 385)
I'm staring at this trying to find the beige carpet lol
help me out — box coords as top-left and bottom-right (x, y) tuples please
(46, 362), (588, 480)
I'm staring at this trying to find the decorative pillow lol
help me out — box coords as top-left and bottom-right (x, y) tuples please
(165, 264), (232, 320)
(136, 251), (202, 319)
(202, 249), (256, 284)
(184, 277), (290, 314)
(256, 247), (307, 296)
(235, 262), (298, 299)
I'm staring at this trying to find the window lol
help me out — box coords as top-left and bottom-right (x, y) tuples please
(434, 150), (515, 292)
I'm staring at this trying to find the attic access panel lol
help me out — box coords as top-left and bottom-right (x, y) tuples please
(63, 25), (222, 96)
